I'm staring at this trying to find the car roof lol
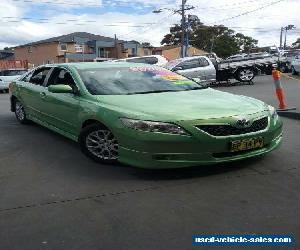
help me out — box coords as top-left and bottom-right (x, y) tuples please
(43, 62), (161, 70)
(171, 55), (209, 62)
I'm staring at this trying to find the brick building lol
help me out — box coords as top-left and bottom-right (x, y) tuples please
(152, 45), (206, 60)
(14, 32), (126, 66)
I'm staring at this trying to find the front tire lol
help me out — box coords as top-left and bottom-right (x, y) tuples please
(235, 68), (255, 82)
(79, 124), (119, 164)
(14, 100), (29, 124)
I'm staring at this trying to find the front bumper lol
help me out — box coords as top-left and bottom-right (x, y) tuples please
(116, 115), (283, 169)
(0, 82), (9, 90)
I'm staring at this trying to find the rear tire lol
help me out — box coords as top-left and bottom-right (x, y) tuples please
(79, 123), (119, 164)
(291, 66), (298, 75)
(235, 68), (255, 82)
(14, 100), (29, 124)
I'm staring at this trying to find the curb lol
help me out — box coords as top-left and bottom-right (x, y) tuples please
(277, 111), (300, 120)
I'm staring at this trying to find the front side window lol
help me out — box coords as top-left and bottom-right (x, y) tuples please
(30, 68), (50, 85)
(46, 68), (76, 88)
(178, 59), (200, 70)
(199, 58), (209, 67)
(78, 66), (205, 95)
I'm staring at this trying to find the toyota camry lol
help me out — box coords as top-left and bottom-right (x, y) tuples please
(9, 62), (283, 168)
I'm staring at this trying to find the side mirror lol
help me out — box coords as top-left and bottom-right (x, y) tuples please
(48, 84), (74, 94)
(172, 66), (183, 72)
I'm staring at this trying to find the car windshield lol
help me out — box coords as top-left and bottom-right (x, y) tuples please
(164, 59), (184, 70)
(78, 66), (205, 95)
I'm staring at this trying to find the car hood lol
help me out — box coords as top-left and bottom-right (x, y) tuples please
(95, 88), (267, 121)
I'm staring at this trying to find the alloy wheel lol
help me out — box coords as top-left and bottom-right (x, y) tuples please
(239, 69), (254, 81)
(86, 129), (118, 160)
(15, 101), (25, 121)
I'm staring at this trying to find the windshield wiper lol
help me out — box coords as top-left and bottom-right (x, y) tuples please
(126, 90), (181, 95)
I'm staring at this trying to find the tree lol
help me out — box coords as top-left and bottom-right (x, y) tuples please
(161, 22), (258, 58)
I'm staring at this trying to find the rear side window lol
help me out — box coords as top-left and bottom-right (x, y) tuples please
(145, 57), (158, 65)
(30, 68), (50, 85)
(126, 58), (147, 63)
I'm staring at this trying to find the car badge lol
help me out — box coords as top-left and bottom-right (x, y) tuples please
(235, 118), (252, 128)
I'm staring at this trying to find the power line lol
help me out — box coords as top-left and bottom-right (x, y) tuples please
(211, 0), (286, 24)
(10, 0), (101, 7)
(118, 13), (176, 39)
(193, 0), (262, 10)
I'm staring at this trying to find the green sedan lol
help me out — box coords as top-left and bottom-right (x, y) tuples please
(9, 62), (282, 168)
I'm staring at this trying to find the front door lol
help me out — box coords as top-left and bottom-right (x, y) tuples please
(39, 67), (80, 136)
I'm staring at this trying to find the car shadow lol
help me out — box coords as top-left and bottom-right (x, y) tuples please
(128, 157), (264, 181)
(18, 121), (265, 181)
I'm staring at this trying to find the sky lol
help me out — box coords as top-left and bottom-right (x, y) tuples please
(0, 0), (299, 49)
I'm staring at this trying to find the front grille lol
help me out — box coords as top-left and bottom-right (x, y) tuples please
(196, 117), (268, 136)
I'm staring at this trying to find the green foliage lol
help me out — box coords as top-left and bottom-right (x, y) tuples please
(161, 21), (258, 58)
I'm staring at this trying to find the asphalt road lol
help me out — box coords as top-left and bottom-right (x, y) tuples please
(0, 75), (299, 250)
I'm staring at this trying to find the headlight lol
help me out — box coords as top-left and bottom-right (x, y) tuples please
(268, 105), (278, 121)
(120, 118), (189, 135)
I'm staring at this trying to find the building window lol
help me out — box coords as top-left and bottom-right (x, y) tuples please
(144, 49), (149, 56)
(28, 46), (32, 53)
(75, 44), (83, 53)
(98, 48), (105, 58)
(131, 48), (136, 56)
(60, 43), (67, 51)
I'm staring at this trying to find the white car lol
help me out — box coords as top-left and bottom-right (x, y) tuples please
(0, 69), (28, 92)
(112, 55), (169, 66)
(291, 54), (300, 75)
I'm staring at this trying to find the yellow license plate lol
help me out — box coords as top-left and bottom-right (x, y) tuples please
(230, 137), (264, 152)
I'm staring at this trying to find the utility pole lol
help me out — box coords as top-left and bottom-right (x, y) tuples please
(282, 25), (296, 50)
(280, 27), (283, 49)
(284, 28), (288, 50)
(180, 0), (186, 58)
(153, 1), (195, 58)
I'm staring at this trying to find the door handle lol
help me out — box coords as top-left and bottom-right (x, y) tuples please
(40, 92), (46, 98)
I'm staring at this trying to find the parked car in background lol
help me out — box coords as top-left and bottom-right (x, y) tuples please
(166, 54), (277, 83)
(226, 54), (248, 61)
(291, 54), (300, 75)
(279, 50), (300, 73)
(226, 52), (271, 61)
(165, 56), (217, 83)
(0, 69), (28, 92)
(9, 62), (282, 168)
(112, 55), (168, 66)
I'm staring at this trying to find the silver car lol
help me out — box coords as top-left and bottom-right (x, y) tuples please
(165, 56), (216, 83)
(291, 54), (300, 75)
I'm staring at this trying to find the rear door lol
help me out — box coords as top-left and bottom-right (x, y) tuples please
(18, 67), (51, 119)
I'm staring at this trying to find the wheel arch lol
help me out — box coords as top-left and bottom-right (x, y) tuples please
(81, 119), (108, 129)
(10, 95), (17, 112)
